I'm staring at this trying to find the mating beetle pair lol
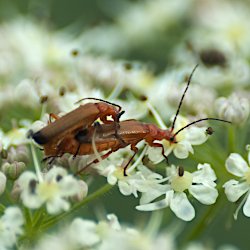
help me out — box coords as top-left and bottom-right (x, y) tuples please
(29, 66), (230, 175)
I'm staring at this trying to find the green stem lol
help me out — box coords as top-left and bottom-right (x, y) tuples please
(23, 207), (34, 239)
(0, 204), (5, 213)
(40, 184), (113, 231)
(228, 126), (236, 153)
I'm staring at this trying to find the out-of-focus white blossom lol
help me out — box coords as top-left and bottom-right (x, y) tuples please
(31, 214), (175, 250)
(18, 167), (82, 214)
(215, 93), (249, 125)
(0, 207), (24, 250)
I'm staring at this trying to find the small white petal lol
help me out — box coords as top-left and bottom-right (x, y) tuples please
(21, 190), (43, 209)
(118, 180), (132, 196)
(223, 180), (249, 202)
(47, 196), (70, 214)
(173, 141), (193, 159)
(107, 174), (117, 185)
(243, 192), (250, 217)
(170, 192), (195, 221)
(147, 146), (164, 163)
(192, 163), (217, 183)
(226, 153), (249, 177)
(186, 127), (208, 145)
(140, 185), (170, 204)
(45, 167), (67, 182)
(18, 171), (38, 189)
(189, 184), (218, 204)
(58, 176), (79, 197)
(136, 199), (169, 211)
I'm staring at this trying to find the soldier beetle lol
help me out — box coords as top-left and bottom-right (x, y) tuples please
(40, 65), (231, 175)
(28, 98), (124, 146)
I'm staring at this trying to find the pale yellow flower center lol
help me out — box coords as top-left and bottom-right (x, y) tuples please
(37, 182), (59, 201)
(171, 171), (193, 192)
(244, 169), (250, 185)
(113, 167), (125, 180)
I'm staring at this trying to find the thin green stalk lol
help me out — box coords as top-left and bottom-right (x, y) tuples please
(228, 126), (236, 153)
(0, 204), (5, 213)
(23, 207), (33, 235)
(40, 184), (113, 231)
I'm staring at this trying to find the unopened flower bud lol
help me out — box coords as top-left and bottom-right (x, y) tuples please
(11, 180), (21, 201)
(1, 149), (8, 159)
(7, 146), (29, 163)
(215, 94), (249, 125)
(2, 161), (26, 180)
(0, 171), (7, 195)
(71, 180), (88, 202)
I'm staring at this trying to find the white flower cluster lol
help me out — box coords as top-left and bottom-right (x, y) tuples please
(0, 207), (24, 250)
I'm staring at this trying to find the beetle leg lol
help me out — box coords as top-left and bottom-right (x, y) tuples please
(123, 145), (138, 176)
(75, 149), (114, 176)
(149, 142), (169, 164)
(49, 113), (60, 123)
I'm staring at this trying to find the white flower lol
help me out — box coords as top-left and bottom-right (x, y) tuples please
(18, 167), (81, 214)
(147, 116), (208, 163)
(0, 207), (24, 249)
(136, 164), (218, 221)
(223, 150), (250, 218)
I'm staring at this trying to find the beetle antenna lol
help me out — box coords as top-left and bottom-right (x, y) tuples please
(171, 64), (199, 131)
(75, 97), (122, 111)
(173, 118), (231, 137)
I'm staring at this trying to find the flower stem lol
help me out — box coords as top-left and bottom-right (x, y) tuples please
(40, 183), (113, 231)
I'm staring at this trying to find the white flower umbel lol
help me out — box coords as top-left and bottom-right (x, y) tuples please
(136, 164), (218, 221)
(223, 149), (250, 219)
(0, 207), (24, 249)
(147, 116), (208, 164)
(18, 167), (81, 214)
